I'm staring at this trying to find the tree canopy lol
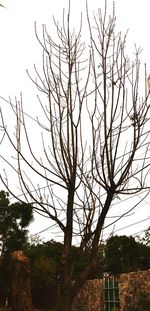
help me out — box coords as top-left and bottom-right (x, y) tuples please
(0, 190), (33, 256)
(104, 235), (150, 275)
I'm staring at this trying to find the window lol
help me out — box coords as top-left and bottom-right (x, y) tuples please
(103, 276), (120, 311)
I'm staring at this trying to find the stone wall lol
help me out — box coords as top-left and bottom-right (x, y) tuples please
(119, 270), (150, 311)
(72, 279), (103, 311)
(72, 270), (150, 311)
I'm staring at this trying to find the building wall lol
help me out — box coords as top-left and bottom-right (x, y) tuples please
(72, 270), (150, 311)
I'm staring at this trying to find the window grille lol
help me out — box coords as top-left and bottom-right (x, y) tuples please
(103, 276), (120, 311)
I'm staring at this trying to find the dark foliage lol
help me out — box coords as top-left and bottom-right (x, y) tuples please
(104, 235), (150, 275)
(27, 240), (90, 309)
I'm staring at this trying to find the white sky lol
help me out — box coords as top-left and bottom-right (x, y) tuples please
(0, 0), (150, 242)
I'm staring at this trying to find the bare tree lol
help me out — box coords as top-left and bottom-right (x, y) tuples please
(0, 1), (150, 310)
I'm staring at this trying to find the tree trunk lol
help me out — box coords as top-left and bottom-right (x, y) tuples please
(57, 277), (75, 311)
(10, 251), (32, 311)
(57, 251), (97, 311)
(57, 292), (73, 311)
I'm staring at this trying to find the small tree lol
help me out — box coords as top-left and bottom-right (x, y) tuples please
(138, 226), (150, 246)
(0, 190), (33, 307)
(0, 190), (33, 256)
(0, 1), (150, 310)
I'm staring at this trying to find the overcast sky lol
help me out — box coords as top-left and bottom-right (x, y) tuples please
(0, 0), (150, 242)
(0, 0), (150, 97)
